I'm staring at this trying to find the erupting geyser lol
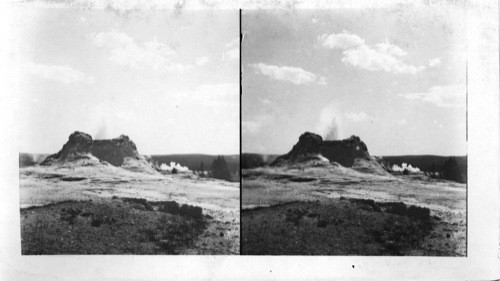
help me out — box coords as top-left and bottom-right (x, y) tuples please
(272, 132), (387, 175)
(41, 131), (156, 173)
(318, 105), (343, 140)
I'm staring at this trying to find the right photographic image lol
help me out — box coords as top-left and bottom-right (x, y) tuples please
(241, 8), (467, 256)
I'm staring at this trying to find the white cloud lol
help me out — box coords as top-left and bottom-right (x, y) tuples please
(399, 84), (466, 108)
(317, 76), (327, 85)
(225, 38), (239, 49)
(345, 112), (371, 122)
(242, 121), (262, 134)
(195, 83), (237, 99)
(196, 56), (210, 66)
(428, 57), (442, 67)
(249, 63), (326, 85)
(91, 30), (135, 50)
(433, 120), (444, 128)
(90, 30), (192, 73)
(21, 61), (95, 84)
(180, 83), (238, 108)
(311, 18), (319, 24)
(243, 114), (271, 135)
(259, 98), (272, 105)
(222, 38), (239, 61)
(318, 31), (425, 74)
(223, 47), (239, 61)
(318, 30), (365, 50)
(397, 119), (408, 125)
(342, 43), (425, 74)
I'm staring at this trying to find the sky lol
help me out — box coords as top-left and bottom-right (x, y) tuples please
(15, 8), (239, 155)
(242, 8), (467, 156)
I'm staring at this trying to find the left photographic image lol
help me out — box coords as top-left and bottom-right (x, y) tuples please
(17, 8), (240, 255)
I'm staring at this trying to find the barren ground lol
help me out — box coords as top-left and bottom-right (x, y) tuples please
(19, 163), (239, 255)
(241, 161), (466, 256)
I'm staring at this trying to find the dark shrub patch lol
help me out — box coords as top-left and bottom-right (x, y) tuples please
(289, 177), (316, 182)
(384, 241), (403, 255)
(179, 204), (203, 219)
(21, 200), (208, 255)
(158, 201), (180, 215)
(157, 201), (202, 219)
(91, 217), (103, 227)
(381, 202), (407, 216)
(143, 228), (157, 242)
(122, 198), (154, 211)
(349, 198), (382, 212)
(293, 208), (307, 216)
(41, 173), (64, 179)
(65, 207), (82, 216)
(81, 211), (93, 217)
(317, 219), (329, 228)
(286, 208), (308, 226)
(61, 177), (87, 182)
(332, 218), (343, 226)
(370, 229), (383, 242)
(271, 174), (294, 180)
(59, 207), (82, 224)
(130, 203), (146, 210)
(407, 205), (431, 220)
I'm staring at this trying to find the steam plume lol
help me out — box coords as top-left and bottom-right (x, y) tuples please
(94, 119), (109, 139)
(391, 162), (421, 173)
(318, 104), (343, 140)
(160, 162), (190, 173)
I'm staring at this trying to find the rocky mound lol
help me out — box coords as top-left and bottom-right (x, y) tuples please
(41, 131), (155, 173)
(272, 132), (387, 175)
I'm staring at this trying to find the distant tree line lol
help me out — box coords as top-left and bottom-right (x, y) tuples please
(423, 157), (466, 183)
(190, 156), (232, 182)
(150, 155), (239, 181)
(209, 156), (232, 181)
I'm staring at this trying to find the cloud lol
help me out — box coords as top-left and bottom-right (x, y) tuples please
(249, 63), (326, 85)
(180, 83), (238, 108)
(319, 31), (425, 74)
(399, 84), (466, 108)
(225, 38), (239, 49)
(345, 112), (371, 122)
(243, 114), (271, 135)
(259, 98), (272, 105)
(317, 76), (327, 85)
(222, 38), (239, 61)
(242, 121), (262, 134)
(196, 56), (210, 66)
(21, 61), (95, 84)
(428, 57), (442, 67)
(318, 30), (365, 50)
(223, 48), (239, 61)
(90, 30), (192, 73)
(433, 120), (444, 128)
(342, 42), (425, 74)
(397, 119), (408, 125)
(311, 18), (319, 24)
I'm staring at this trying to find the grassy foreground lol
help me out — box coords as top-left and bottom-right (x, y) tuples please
(242, 198), (462, 256)
(21, 197), (207, 255)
